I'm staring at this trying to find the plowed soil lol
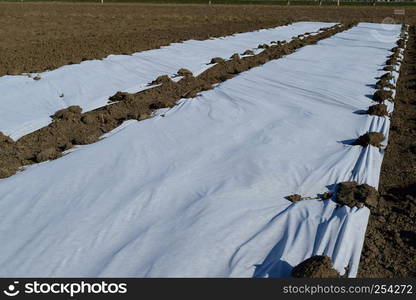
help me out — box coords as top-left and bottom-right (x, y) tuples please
(1, 2), (416, 76)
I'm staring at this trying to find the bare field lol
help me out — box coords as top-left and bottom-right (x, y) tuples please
(1, 2), (416, 76)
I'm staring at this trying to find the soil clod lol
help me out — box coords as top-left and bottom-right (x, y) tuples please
(242, 50), (255, 56)
(375, 79), (395, 90)
(230, 53), (240, 61)
(51, 106), (82, 120)
(383, 65), (395, 72)
(292, 256), (340, 278)
(108, 92), (134, 103)
(177, 68), (193, 77)
(354, 132), (385, 148)
(210, 57), (225, 64)
(380, 72), (393, 81)
(0, 132), (13, 144)
(35, 147), (60, 163)
(386, 58), (398, 66)
(258, 43), (269, 49)
(335, 181), (379, 208)
(373, 90), (393, 102)
(367, 104), (388, 116)
(151, 75), (172, 85)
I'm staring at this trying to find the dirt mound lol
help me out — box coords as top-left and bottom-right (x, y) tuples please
(177, 68), (193, 77)
(380, 72), (393, 81)
(108, 92), (134, 103)
(383, 65), (395, 72)
(0, 132), (13, 144)
(367, 104), (388, 116)
(35, 147), (60, 163)
(150, 75), (172, 85)
(258, 43), (269, 49)
(397, 39), (406, 48)
(291, 256), (339, 278)
(210, 57), (225, 64)
(335, 181), (379, 209)
(242, 50), (255, 56)
(373, 90), (393, 102)
(354, 132), (385, 147)
(0, 23), (354, 179)
(51, 106), (82, 120)
(230, 53), (241, 61)
(386, 57), (398, 66)
(375, 79), (395, 90)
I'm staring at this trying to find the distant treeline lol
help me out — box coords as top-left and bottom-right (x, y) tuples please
(2, 0), (416, 6)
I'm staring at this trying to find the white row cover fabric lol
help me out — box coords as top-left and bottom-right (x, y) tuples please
(0, 23), (401, 277)
(0, 22), (335, 140)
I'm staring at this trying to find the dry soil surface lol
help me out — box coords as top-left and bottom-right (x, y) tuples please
(1, 2), (416, 76)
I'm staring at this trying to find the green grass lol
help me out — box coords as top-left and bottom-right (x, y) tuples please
(1, 0), (416, 7)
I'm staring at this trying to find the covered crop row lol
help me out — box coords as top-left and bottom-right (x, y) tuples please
(0, 23), (403, 277)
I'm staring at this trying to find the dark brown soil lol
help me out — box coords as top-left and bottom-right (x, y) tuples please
(367, 104), (389, 116)
(0, 23), (353, 179)
(258, 44), (269, 49)
(383, 65), (395, 72)
(242, 50), (255, 56)
(373, 90), (393, 102)
(358, 25), (416, 278)
(375, 79), (395, 90)
(380, 72), (394, 81)
(354, 132), (385, 147)
(335, 181), (379, 209)
(230, 53), (241, 61)
(1, 3), (415, 77)
(292, 256), (340, 278)
(177, 68), (193, 77)
(210, 57), (226, 64)
(386, 57), (398, 66)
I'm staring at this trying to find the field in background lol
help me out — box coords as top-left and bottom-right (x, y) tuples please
(0, 2), (415, 76)
(1, 0), (416, 7)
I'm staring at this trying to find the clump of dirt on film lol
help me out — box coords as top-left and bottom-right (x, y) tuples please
(353, 132), (385, 147)
(0, 23), (354, 179)
(292, 256), (340, 278)
(375, 79), (395, 90)
(335, 181), (379, 209)
(358, 25), (416, 278)
(367, 104), (388, 116)
(373, 89), (393, 102)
